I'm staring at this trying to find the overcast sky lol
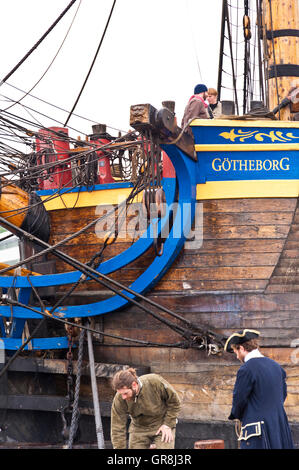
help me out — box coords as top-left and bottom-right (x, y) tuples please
(0, 0), (223, 139)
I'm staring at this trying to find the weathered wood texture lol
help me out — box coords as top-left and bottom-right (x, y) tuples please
(99, 290), (299, 346)
(170, 198), (296, 294)
(90, 288), (299, 422)
(266, 202), (299, 293)
(47, 197), (299, 349)
(47, 197), (299, 424)
(48, 202), (154, 293)
(48, 198), (298, 293)
(93, 344), (299, 422)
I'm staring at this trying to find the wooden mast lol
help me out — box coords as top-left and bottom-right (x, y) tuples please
(263, 0), (299, 120)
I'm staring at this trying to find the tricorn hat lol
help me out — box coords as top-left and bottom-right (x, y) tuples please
(224, 329), (260, 353)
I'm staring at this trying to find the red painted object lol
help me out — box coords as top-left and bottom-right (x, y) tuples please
(89, 136), (115, 184)
(35, 127), (73, 190)
(162, 150), (176, 178)
(194, 439), (225, 449)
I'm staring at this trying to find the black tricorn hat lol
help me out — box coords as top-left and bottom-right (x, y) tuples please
(224, 329), (260, 353)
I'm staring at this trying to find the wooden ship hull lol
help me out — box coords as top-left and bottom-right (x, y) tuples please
(0, 0), (299, 449)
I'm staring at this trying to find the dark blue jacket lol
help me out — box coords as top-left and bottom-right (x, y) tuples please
(229, 356), (294, 449)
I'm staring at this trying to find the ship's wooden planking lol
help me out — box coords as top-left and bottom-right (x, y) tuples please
(48, 196), (297, 293)
(46, 195), (299, 424)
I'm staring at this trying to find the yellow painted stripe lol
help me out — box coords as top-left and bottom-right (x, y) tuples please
(191, 118), (299, 128)
(195, 143), (299, 152)
(41, 188), (143, 211)
(42, 179), (299, 211)
(196, 179), (299, 200)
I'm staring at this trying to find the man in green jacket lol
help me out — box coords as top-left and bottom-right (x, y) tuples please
(110, 368), (181, 449)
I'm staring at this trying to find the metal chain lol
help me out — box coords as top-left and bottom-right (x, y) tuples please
(60, 330), (75, 441)
(67, 327), (85, 449)
(66, 331), (75, 406)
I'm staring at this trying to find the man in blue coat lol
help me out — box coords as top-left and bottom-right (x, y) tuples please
(225, 329), (294, 449)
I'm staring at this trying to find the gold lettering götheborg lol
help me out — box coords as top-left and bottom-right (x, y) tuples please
(211, 157), (290, 172)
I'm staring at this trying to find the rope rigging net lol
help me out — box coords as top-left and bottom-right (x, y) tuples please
(218, 0), (268, 115)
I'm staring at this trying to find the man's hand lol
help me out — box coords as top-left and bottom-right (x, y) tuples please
(155, 424), (173, 443)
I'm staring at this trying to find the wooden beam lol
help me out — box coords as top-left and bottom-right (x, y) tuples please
(130, 103), (196, 160)
(0, 262), (40, 277)
(4, 357), (150, 378)
(0, 394), (111, 416)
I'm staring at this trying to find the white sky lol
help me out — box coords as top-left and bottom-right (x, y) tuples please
(0, 0), (223, 139)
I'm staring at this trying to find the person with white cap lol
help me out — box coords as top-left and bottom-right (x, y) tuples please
(225, 329), (294, 449)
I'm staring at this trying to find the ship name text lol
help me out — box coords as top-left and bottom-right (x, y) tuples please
(211, 156), (290, 172)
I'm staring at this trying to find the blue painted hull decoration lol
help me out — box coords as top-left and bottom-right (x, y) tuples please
(196, 151), (296, 183)
(0, 144), (197, 349)
(1, 119), (298, 349)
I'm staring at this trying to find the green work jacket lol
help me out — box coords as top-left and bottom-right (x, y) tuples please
(111, 373), (181, 449)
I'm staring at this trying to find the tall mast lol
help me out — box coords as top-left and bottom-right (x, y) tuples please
(262, 0), (299, 120)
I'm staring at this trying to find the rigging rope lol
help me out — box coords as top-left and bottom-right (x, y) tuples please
(224, 0), (239, 113)
(64, 0), (117, 127)
(3, 0), (83, 113)
(0, 0), (78, 87)
(218, 0), (267, 114)
(3, 82), (127, 133)
(0, 213), (198, 336)
(0, 211), (225, 370)
(0, 299), (203, 356)
(185, 0), (203, 81)
(0, 294), (196, 383)
(0, 102), (225, 373)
